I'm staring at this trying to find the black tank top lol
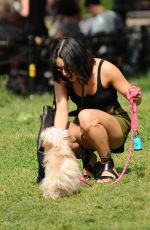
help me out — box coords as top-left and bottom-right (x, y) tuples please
(69, 60), (120, 111)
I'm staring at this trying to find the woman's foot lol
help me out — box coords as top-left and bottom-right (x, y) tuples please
(82, 168), (94, 179)
(96, 158), (118, 183)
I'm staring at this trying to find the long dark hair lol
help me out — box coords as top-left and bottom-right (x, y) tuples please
(50, 37), (95, 84)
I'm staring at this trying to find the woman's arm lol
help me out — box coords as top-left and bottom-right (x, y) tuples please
(54, 81), (69, 128)
(101, 60), (142, 105)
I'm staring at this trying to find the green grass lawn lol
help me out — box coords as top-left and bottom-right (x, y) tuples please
(0, 72), (150, 230)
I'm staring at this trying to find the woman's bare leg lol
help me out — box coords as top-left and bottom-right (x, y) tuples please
(68, 122), (97, 177)
(78, 109), (124, 182)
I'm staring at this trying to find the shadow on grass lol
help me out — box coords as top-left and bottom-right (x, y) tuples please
(117, 166), (146, 178)
(117, 167), (132, 174)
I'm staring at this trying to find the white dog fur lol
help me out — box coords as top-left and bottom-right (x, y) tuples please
(40, 127), (81, 199)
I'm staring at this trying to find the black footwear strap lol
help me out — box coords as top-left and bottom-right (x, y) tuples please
(103, 158), (114, 171)
(98, 158), (118, 180)
(93, 161), (104, 178)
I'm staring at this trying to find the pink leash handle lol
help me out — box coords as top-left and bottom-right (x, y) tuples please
(111, 87), (140, 185)
(128, 102), (138, 132)
(127, 87), (141, 132)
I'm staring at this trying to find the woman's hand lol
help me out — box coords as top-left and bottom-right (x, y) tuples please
(127, 83), (142, 105)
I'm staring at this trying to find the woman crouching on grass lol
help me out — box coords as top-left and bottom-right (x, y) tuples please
(50, 36), (142, 182)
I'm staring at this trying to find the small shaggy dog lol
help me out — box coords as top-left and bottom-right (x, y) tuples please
(40, 127), (81, 199)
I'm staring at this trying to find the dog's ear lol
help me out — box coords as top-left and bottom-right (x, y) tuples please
(42, 138), (52, 150)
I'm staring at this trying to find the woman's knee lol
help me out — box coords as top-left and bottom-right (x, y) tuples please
(78, 109), (99, 131)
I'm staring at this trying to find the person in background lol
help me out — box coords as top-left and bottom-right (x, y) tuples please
(132, 0), (150, 11)
(112, 0), (133, 26)
(49, 37), (142, 182)
(48, 0), (82, 38)
(113, 0), (150, 26)
(6, 0), (26, 29)
(80, 0), (123, 36)
(0, 0), (12, 21)
(24, 0), (48, 45)
(0, 0), (25, 44)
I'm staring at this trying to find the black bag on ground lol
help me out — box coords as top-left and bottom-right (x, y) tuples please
(37, 105), (55, 183)
(36, 85), (84, 183)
